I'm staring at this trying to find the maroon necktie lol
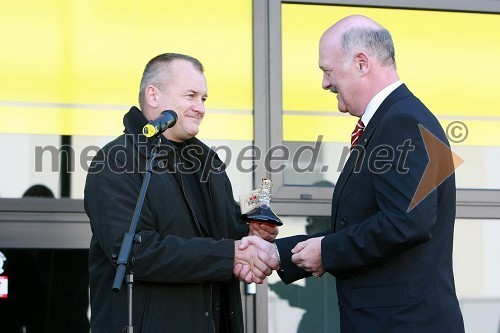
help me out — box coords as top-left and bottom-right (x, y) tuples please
(350, 119), (365, 150)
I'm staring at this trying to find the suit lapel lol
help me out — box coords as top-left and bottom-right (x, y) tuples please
(331, 84), (413, 229)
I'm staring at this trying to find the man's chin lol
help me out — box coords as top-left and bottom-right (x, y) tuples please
(187, 127), (200, 138)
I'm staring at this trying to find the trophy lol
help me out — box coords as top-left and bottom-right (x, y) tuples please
(240, 178), (282, 226)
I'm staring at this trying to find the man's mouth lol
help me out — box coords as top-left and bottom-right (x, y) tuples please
(329, 86), (338, 94)
(186, 115), (201, 124)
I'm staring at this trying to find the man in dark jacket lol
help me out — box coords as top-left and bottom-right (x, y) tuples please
(84, 53), (278, 333)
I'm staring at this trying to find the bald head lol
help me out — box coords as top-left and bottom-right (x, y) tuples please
(318, 15), (399, 117)
(321, 15), (396, 68)
(327, 15), (383, 32)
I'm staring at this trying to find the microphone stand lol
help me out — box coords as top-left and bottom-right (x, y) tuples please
(112, 134), (162, 333)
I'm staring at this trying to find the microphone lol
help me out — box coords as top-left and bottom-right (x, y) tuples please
(142, 110), (178, 137)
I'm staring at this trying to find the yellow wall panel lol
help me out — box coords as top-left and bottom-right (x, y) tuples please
(283, 114), (353, 143)
(0, 105), (252, 140)
(0, 0), (253, 139)
(282, 4), (500, 144)
(283, 114), (500, 146)
(0, 105), (124, 136)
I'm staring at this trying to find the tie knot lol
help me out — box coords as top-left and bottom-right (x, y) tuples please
(351, 119), (365, 149)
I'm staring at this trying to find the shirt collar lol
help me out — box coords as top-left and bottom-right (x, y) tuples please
(361, 80), (402, 126)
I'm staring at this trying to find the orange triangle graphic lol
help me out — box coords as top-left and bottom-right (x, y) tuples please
(408, 124), (464, 212)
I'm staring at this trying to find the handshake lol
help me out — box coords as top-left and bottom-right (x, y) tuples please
(232, 222), (326, 283)
(233, 235), (279, 284)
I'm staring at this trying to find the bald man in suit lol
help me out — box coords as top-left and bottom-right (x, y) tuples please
(239, 15), (465, 333)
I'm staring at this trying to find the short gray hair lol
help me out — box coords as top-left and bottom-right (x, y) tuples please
(341, 27), (396, 67)
(138, 53), (204, 109)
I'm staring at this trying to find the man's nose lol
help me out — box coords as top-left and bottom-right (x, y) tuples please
(194, 99), (206, 115)
(322, 74), (330, 90)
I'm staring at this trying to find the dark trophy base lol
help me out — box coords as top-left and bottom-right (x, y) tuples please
(241, 205), (283, 226)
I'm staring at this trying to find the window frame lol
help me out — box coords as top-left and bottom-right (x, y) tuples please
(253, 0), (500, 216)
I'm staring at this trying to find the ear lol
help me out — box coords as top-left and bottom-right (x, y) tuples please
(355, 52), (370, 76)
(145, 85), (159, 108)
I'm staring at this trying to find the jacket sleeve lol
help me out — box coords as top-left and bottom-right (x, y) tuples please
(275, 235), (312, 284)
(274, 231), (331, 284)
(85, 149), (235, 284)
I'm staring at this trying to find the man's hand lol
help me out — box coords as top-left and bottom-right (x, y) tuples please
(233, 236), (279, 283)
(248, 222), (279, 242)
(291, 236), (325, 278)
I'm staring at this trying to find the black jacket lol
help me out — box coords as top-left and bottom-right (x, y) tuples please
(84, 107), (247, 333)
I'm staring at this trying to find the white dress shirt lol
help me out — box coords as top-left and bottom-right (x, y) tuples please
(361, 80), (403, 127)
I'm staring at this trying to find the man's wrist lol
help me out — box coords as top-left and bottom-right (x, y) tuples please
(273, 242), (282, 270)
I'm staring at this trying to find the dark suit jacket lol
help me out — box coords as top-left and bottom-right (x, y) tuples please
(276, 85), (465, 332)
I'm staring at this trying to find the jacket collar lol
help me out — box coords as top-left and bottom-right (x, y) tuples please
(354, 83), (413, 152)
